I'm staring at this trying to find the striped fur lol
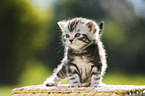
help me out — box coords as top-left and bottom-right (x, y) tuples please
(43, 17), (107, 88)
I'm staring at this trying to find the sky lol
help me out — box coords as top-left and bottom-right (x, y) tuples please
(127, 0), (145, 18)
(27, 0), (57, 11)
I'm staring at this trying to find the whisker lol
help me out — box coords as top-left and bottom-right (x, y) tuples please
(56, 42), (64, 50)
(58, 42), (63, 44)
(57, 44), (65, 54)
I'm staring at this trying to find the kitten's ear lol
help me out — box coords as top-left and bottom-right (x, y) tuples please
(57, 21), (67, 29)
(86, 21), (95, 32)
(99, 21), (104, 35)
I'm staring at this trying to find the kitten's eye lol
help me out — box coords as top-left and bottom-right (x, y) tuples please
(65, 34), (70, 38)
(75, 33), (81, 37)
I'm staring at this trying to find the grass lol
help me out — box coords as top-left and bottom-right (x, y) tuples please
(0, 59), (51, 96)
(103, 72), (145, 85)
(0, 86), (14, 96)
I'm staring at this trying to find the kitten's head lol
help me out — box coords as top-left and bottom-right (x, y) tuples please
(58, 17), (104, 51)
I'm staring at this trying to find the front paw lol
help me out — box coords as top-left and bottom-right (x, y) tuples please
(68, 83), (82, 88)
(91, 84), (101, 88)
(91, 82), (105, 88)
(43, 78), (57, 87)
(44, 82), (56, 87)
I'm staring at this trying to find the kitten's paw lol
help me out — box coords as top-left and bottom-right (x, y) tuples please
(68, 83), (82, 88)
(44, 82), (56, 87)
(91, 82), (106, 88)
(91, 84), (101, 88)
(43, 77), (57, 87)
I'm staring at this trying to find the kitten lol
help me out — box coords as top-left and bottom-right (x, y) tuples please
(43, 17), (107, 88)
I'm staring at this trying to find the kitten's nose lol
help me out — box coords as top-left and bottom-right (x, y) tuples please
(69, 39), (73, 43)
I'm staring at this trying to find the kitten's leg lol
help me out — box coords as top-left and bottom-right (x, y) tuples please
(68, 63), (82, 88)
(90, 65), (102, 87)
(43, 63), (67, 86)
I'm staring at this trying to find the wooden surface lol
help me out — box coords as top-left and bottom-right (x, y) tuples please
(11, 85), (145, 96)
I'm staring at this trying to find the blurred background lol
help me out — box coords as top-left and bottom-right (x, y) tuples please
(0, 0), (145, 95)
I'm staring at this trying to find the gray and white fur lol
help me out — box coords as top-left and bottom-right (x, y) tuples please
(43, 17), (107, 88)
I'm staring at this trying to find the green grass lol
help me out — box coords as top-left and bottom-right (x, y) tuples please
(103, 72), (145, 85)
(0, 86), (14, 96)
(0, 59), (51, 96)
(17, 59), (52, 86)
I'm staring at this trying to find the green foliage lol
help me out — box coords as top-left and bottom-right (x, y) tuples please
(18, 59), (52, 86)
(0, 0), (51, 85)
(103, 20), (127, 50)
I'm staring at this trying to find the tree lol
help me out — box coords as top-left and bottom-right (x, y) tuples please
(0, 0), (48, 85)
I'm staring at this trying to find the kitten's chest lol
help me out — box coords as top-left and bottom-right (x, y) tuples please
(73, 56), (93, 78)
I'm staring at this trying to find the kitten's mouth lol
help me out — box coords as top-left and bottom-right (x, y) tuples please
(68, 40), (94, 51)
(67, 41), (86, 50)
(69, 40), (86, 46)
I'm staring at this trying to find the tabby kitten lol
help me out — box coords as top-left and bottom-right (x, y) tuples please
(43, 17), (107, 88)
